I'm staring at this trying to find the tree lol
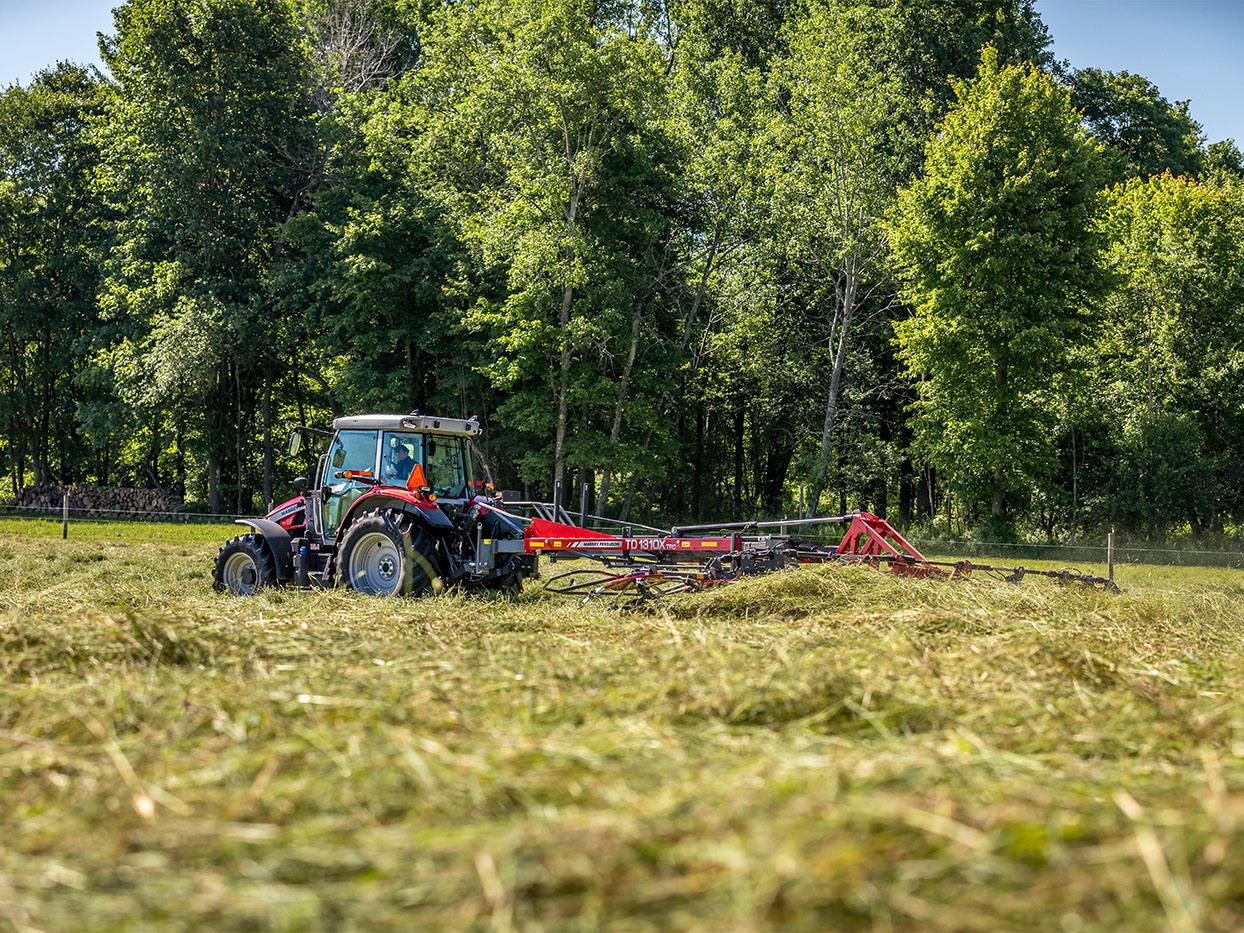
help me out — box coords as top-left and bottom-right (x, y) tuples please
(0, 64), (106, 489)
(1070, 68), (1203, 184)
(1203, 139), (1244, 181)
(616, 4), (776, 519)
(887, 47), (1109, 531)
(1108, 410), (1217, 541)
(889, 0), (1053, 88)
(272, 95), (481, 421)
(1092, 172), (1244, 536)
(96, 0), (313, 510)
(654, 0), (1056, 522)
(411, 0), (676, 499)
(769, 0), (920, 516)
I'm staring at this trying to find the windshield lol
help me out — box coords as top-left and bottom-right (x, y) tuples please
(321, 429), (379, 538)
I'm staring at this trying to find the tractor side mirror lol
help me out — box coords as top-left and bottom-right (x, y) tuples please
(293, 477), (308, 492)
(288, 430), (302, 456)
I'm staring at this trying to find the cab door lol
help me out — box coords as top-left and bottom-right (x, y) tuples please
(320, 429), (380, 540)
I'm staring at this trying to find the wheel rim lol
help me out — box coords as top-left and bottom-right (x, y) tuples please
(222, 551), (260, 595)
(350, 530), (403, 596)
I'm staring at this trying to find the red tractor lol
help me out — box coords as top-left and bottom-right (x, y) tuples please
(213, 411), (536, 597)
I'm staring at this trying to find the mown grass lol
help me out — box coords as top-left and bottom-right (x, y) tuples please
(3, 519), (1244, 930)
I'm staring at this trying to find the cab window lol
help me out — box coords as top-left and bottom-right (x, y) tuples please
(381, 433), (424, 483)
(425, 435), (472, 498)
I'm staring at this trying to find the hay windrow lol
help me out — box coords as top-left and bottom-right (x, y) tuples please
(3, 520), (1244, 930)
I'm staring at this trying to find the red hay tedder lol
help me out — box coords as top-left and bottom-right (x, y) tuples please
(527, 511), (1117, 602)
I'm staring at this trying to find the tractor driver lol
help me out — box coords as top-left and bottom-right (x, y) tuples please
(391, 443), (415, 482)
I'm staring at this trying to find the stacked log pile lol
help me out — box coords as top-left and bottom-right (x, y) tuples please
(14, 485), (186, 517)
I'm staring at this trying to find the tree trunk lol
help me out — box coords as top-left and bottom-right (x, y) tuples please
(733, 405), (745, 515)
(208, 453), (221, 514)
(175, 426), (186, 500)
(580, 468), (595, 522)
(552, 174), (584, 499)
(1069, 422), (1078, 544)
(598, 296), (645, 511)
(262, 360), (274, 510)
(38, 328), (53, 486)
(613, 227), (724, 521)
(808, 258), (858, 515)
(621, 472), (637, 523)
(235, 367), (245, 515)
(992, 356), (1009, 518)
(553, 280), (573, 498)
(991, 466), (1006, 517)
(920, 466), (935, 521)
(692, 405), (705, 520)
(760, 439), (796, 514)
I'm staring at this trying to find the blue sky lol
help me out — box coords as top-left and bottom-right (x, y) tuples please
(1, 0), (1241, 142)
(1, 0), (115, 83)
(1036, 0), (1244, 144)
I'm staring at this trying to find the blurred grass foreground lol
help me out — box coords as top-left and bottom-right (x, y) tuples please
(3, 518), (1244, 930)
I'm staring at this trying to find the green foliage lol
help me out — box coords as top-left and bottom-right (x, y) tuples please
(1203, 138), (1244, 180)
(887, 0), (1054, 100)
(0, 65), (106, 487)
(1090, 172), (1244, 535)
(1096, 174), (1244, 413)
(888, 47), (1110, 529)
(1070, 67), (1203, 184)
(768, 0), (920, 514)
(408, 0), (683, 495)
(1109, 410), (1217, 541)
(95, 0), (315, 508)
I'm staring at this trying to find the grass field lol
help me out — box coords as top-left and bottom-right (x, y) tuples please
(3, 518), (1244, 931)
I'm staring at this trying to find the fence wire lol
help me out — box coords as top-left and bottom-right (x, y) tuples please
(0, 504), (239, 524)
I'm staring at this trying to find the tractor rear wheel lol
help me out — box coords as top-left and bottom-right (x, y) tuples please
(213, 535), (276, 595)
(337, 510), (444, 597)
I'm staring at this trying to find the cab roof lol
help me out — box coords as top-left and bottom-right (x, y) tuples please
(331, 413), (482, 437)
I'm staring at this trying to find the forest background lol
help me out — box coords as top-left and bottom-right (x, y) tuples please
(2, 0), (1243, 543)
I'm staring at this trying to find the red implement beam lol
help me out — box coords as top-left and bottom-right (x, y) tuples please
(524, 517), (736, 555)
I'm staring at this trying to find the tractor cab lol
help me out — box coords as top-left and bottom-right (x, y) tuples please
(301, 413), (481, 540)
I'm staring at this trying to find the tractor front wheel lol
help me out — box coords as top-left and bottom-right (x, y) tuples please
(337, 510), (444, 597)
(213, 535), (276, 595)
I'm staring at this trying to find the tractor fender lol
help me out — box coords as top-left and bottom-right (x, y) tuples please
(234, 518), (295, 581)
(339, 491), (456, 537)
(405, 503), (456, 531)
